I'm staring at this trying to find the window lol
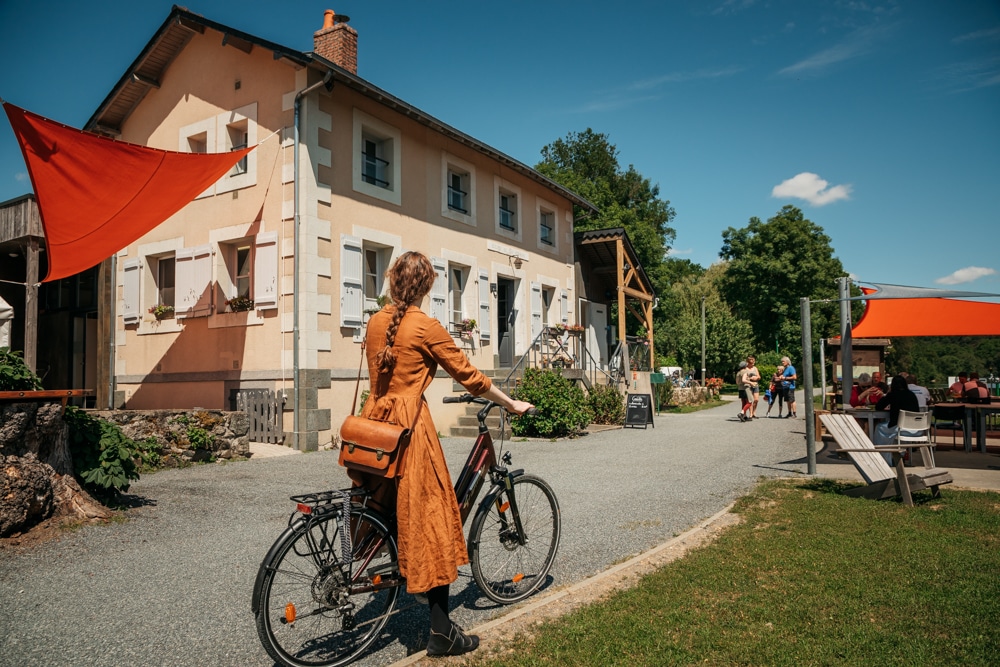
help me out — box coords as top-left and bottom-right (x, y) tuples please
(157, 256), (176, 310)
(234, 244), (252, 298)
(494, 178), (522, 238)
(542, 287), (553, 328)
(227, 120), (248, 175)
(540, 210), (554, 246)
(363, 244), (390, 313)
(449, 266), (465, 326)
(499, 191), (517, 231)
(447, 170), (468, 214)
(353, 110), (402, 205)
(361, 135), (390, 188)
(187, 131), (208, 154)
(441, 153), (476, 225)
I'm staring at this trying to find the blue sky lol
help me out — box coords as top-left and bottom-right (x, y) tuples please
(1, 0), (998, 291)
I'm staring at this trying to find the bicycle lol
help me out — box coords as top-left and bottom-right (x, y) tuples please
(251, 395), (561, 667)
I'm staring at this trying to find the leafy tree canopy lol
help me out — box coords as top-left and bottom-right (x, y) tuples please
(536, 129), (677, 288)
(719, 205), (847, 363)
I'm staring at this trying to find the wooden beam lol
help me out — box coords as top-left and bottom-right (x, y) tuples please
(24, 237), (38, 373)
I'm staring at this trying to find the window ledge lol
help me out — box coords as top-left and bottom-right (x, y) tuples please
(209, 310), (264, 329)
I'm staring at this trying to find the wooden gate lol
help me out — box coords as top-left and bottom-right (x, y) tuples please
(236, 389), (283, 444)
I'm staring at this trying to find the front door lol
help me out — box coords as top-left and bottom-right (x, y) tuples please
(585, 301), (608, 369)
(497, 278), (516, 367)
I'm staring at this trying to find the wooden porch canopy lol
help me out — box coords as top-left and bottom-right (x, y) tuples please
(574, 228), (656, 367)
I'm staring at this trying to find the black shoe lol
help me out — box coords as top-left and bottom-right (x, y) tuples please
(427, 622), (479, 657)
(737, 413), (746, 422)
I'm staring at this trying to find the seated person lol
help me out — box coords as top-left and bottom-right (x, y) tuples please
(964, 372), (990, 404)
(949, 372), (969, 399)
(905, 373), (931, 409)
(848, 372), (871, 407)
(852, 373), (885, 406)
(873, 375), (921, 462)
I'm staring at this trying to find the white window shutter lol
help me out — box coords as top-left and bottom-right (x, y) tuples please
(530, 281), (542, 341)
(560, 290), (569, 325)
(341, 234), (363, 327)
(430, 257), (447, 326)
(122, 259), (141, 324)
(478, 268), (491, 341)
(254, 232), (278, 310)
(176, 245), (212, 318)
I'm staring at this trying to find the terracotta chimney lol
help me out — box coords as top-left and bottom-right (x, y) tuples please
(313, 9), (357, 74)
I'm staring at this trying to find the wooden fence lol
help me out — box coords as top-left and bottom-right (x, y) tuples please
(236, 389), (283, 444)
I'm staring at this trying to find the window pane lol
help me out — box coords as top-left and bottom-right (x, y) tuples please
(236, 246), (251, 298)
(364, 249), (379, 299)
(450, 268), (463, 324)
(159, 257), (175, 307)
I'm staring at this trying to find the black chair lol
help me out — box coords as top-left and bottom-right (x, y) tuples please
(931, 404), (965, 450)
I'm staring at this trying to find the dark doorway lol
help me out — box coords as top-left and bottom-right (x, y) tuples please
(496, 277), (516, 367)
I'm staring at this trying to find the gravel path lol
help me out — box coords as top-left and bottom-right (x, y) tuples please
(0, 395), (811, 667)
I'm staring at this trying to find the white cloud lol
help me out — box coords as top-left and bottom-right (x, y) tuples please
(666, 247), (693, 257)
(934, 267), (997, 285)
(15, 172), (28, 182)
(771, 172), (851, 206)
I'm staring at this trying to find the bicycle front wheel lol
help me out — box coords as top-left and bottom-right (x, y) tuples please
(468, 474), (561, 604)
(255, 508), (400, 667)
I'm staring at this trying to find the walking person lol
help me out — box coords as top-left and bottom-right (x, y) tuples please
(780, 356), (798, 419)
(767, 363), (785, 417)
(350, 251), (532, 657)
(745, 355), (761, 419)
(735, 361), (750, 422)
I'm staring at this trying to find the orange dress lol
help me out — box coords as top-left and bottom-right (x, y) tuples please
(350, 305), (491, 593)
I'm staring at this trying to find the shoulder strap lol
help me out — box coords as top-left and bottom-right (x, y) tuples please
(351, 339), (366, 415)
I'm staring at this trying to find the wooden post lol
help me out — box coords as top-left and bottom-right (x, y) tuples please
(23, 237), (39, 373)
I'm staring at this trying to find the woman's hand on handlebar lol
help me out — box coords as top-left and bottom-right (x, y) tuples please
(507, 400), (534, 416)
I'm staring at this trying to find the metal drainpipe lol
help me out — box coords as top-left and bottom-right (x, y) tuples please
(292, 70), (334, 448)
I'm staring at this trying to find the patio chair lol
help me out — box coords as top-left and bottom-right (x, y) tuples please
(931, 404), (964, 449)
(819, 413), (953, 507)
(896, 409), (933, 466)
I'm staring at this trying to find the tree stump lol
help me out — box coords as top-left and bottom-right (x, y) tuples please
(0, 402), (110, 537)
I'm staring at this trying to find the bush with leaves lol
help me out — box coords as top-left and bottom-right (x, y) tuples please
(64, 407), (152, 499)
(512, 368), (592, 438)
(0, 347), (43, 391)
(588, 383), (625, 425)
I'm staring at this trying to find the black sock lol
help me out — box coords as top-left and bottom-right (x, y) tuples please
(427, 584), (451, 634)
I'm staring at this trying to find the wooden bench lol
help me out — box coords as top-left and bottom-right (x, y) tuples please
(819, 413), (953, 506)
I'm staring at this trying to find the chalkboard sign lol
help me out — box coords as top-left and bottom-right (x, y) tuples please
(625, 393), (654, 429)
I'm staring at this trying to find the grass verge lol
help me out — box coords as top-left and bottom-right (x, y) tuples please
(467, 479), (1000, 666)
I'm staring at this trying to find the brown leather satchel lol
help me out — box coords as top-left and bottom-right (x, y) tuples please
(338, 415), (410, 477)
(338, 338), (427, 478)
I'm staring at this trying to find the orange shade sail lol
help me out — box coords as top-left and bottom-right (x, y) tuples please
(852, 291), (1000, 337)
(4, 102), (253, 281)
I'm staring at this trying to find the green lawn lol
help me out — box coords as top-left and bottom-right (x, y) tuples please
(469, 480), (1000, 666)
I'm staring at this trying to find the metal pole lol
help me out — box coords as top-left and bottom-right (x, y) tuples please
(108, 253), (117, 409)
(819, 337), (827, 411)
(700, 296), (706, 383)
(839, 277), (852, 410)
(801, 297), (815, 474)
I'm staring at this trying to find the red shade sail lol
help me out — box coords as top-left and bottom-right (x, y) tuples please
(851, 288), (1000, 337)
(4, 102), (253, 281)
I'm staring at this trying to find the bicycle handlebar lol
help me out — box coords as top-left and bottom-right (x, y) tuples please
(442, 394), (537, 416)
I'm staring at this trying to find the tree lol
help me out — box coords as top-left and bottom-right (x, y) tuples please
(536, 129), (676, 294)
(536, 129), (678, 357)
(718, 206), (847, 364)
(656, 264), (754, 380)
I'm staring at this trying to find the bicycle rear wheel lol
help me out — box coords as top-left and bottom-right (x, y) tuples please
(468, 474), (561, 604)
(255, 508), (399, 667)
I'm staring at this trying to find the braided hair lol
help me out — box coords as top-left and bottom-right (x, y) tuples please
(375, 251), (436, 373)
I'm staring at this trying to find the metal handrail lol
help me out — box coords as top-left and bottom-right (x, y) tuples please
(496, 326), (612, 395)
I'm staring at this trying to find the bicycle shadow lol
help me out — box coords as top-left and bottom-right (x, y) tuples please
(451, 572), (558, 612)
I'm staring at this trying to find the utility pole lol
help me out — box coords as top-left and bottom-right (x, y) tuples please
(700, 296), (706, 382)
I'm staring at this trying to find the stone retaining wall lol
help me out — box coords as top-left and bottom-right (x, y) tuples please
(92, 410), (251, 464)
(671, 387), (714, 407)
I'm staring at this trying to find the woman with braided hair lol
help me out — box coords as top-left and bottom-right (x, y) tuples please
(350, 251), (532, 657)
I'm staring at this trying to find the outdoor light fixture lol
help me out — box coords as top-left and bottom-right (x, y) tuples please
(513, 257), (522, 269)
(489, 282), (497, 296)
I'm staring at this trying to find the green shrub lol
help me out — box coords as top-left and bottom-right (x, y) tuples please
(64, 407), (147, 498)
(186, 425), (214, 450)
(512, 368), (592, 438)
(588, 383), (625, 425)
(0, 347), (43, 391)
(655, 381), (674, 408)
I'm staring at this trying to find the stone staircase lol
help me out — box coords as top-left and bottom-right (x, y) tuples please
(448, 403), (511, 440)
